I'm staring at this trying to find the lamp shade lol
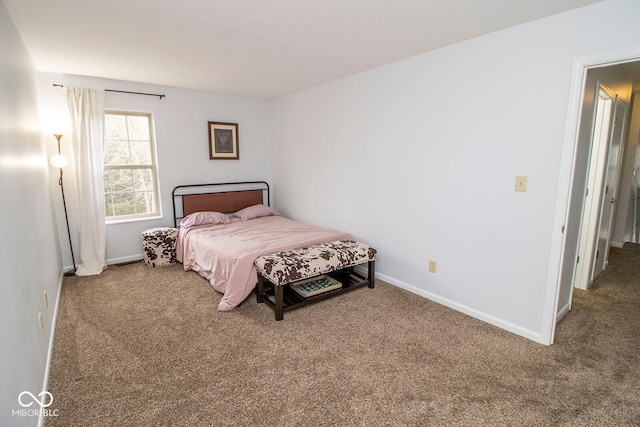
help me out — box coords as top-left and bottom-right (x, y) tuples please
(50, 154), (68, 168)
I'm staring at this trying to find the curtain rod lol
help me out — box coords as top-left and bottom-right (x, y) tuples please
(53, 84), (165, 100)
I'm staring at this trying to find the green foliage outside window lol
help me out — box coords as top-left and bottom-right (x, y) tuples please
(104, 113), (159, 219)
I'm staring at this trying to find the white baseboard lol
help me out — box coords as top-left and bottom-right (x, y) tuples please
(62, 254), (144, 272)
(39, 272), (64, 427)
(106, 253), (144, 266)
(375, 272), (545, 345)
(555, 299), (571, 323)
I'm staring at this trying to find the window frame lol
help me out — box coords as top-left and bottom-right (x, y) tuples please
(103, 110), (162, 224)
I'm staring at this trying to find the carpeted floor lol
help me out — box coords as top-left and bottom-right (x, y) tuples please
(45, 245), (640, 426)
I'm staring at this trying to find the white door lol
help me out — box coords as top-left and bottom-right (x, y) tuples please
(573, 84), (614, 290)
(593, 97), (628, 278)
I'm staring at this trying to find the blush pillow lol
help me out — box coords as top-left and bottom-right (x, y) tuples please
(180, 211), (230, 228)
(234, 204), (281, 221)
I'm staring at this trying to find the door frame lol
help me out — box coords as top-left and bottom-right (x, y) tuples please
(541, 47), (640, 345)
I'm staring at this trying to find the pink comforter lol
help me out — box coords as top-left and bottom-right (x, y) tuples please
(177, 216), (353, 311)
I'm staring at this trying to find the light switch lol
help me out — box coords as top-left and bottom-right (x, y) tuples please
(515, 176), (528, 192)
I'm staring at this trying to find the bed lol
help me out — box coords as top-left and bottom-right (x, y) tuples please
(172, 181), (354, 311)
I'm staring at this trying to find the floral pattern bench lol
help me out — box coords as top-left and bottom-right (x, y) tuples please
(255, 240), (377, 320)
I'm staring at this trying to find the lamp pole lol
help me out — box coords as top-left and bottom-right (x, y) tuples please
(53, 134), (77, 276)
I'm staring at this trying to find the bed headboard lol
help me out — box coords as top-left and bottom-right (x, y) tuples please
(172, 181), (270, 227)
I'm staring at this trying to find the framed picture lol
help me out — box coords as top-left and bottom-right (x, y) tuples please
(208, 121), (239, 160)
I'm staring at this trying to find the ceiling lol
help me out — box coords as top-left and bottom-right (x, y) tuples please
(4, 0), (604, 99)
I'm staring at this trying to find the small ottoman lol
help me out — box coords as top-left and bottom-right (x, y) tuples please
(142, 227), (179, 267)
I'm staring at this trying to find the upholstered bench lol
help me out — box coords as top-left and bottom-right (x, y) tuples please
(255, 240), (377, 320)
(142, 227), (179, 267)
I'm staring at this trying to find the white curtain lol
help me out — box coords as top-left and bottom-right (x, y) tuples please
(65, 87), (106, 276)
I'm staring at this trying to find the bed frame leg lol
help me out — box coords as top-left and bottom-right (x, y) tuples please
(368, 260), (375, 289)
(275, 285), (284, 321)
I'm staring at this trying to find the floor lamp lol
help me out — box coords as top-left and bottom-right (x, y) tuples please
(51, 134), (77, 276)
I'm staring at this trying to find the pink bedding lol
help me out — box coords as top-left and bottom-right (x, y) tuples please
(177, 215), (353, 311)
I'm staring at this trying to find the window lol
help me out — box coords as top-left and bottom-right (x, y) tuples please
(103, 112), (160, 221)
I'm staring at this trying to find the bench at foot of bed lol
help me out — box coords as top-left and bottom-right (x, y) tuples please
(254, 240), (377, 320)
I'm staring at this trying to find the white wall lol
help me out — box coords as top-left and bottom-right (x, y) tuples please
(38, 74), (272, 266)
(0, 2), (63, 426)
(272, 0), (640, 344)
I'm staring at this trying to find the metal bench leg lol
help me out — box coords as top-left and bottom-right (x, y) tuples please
(275, 285), (284, 321)
(368, 260), (375, 288)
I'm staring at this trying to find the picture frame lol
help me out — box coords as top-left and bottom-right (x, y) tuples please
(208, 121), (239, 160)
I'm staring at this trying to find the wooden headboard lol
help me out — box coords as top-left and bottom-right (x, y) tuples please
(172, 181), (270, 227)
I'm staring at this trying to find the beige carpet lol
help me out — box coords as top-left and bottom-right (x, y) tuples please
(45, 245), (640, 426)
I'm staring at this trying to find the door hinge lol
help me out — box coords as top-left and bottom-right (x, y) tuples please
(586, 188), (589, 197)
(561, 225), (565, 234)
(577, 256), (580, 264)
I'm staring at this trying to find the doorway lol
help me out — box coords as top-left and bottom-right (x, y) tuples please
(573, 86), (628, 290)
(593, 97), (627, 278)
(546, 49), (640, 345)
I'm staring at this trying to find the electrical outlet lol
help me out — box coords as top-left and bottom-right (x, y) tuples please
(428, 260), (437, 273)
(44, 291), (48, 309)
(38, 312), (44, 332)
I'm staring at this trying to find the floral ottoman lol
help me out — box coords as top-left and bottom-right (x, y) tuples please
(142, 227), (179, 267)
